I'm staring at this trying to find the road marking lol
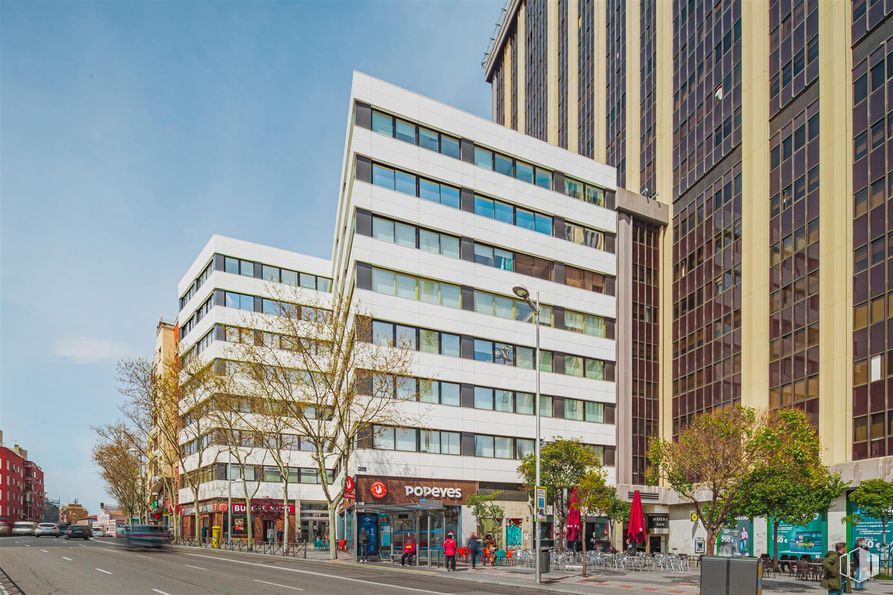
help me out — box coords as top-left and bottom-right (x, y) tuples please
(40, 549), (48, 552)
(152, 590), (172, 595)
(184, 553), (453, 595)
(24, 544), (30, 548)
(96, 568), (112, 575)
(184, 564), (207, 571)
(137, 554), (151, 559)
(62, 556), (73, 561)
(254, 579), (303, 591)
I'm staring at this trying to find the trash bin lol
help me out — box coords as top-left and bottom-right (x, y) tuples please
(211, 526), (221, 549)
(539, 548), (551, 573)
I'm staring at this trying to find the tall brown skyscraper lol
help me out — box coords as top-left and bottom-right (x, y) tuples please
(483, 0), (888, 487)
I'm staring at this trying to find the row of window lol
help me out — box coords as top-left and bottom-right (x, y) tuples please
(185, 463), (335, 486)
(221, 256), (332, 293)
(364, 372), (612, 422)
(180, 260), (213, 310)
(179, 255), (332, 312)
(221, 290), (328, 321)
(366, 108), (611, 208)
(369, 319), (609, 379)
(180, 296), (213, 342)
(367, 265), (551, 325)
(370, 424), (611, 463)
(365, 161), (612, 252)
(366, 213), (609, 293)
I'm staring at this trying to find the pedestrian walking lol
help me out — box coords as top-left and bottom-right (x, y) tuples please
(821, 542), (848, 595)
(467, 533), (481, 570)
(401, 536), (417, 566)
(358, 528), (369, 563)
(443, 532), (457, 571)
(852, 538), (869, 591)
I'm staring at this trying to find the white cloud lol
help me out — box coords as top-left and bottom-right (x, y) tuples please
(53, 337), (128, 364)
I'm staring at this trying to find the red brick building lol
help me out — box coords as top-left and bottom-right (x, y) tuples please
(0, 446), (25, 523)
(23, 460), (45, 522)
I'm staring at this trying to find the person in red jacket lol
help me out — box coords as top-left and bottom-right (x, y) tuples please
(401, 535), (417, 566)
(443, 532), (457, 572)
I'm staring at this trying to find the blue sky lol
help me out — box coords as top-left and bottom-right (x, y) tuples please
(1, 0), (502, 514)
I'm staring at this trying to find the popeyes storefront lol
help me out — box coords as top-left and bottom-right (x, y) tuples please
(351, 476), (476, 564)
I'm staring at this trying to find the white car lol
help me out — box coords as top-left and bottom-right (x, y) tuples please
(35, 523), (61, 537)
(11, 521), (37, 536)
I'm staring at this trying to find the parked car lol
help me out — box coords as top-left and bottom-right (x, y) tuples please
(125, 525), (168, 549)
(11, 521), (37, 536)
(64, 525), (92, 540)
(0, 521), (11, 536)
(34, 523), (61, 537)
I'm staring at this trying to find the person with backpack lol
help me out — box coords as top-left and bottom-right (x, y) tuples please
(821, 542), (848, 595)
(467, 533), (481, 569)
(443, 532), (457, 571)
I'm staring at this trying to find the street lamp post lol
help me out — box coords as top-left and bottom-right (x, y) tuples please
(513, 285), (542, 585)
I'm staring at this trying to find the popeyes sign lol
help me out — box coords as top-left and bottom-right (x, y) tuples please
(356, 476), (476, 505)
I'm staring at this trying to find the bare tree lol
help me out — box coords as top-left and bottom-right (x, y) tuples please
(92, 423), (146, 523)
(232, 287), (414, 559)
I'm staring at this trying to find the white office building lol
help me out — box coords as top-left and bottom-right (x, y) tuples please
(173, 73), (667, 555)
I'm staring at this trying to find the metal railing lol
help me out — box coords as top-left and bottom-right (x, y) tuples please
(170, 537), (307, 558)
(513, 549), (694, 574)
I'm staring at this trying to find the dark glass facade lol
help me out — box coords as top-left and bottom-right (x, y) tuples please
(578, 0), (595, 158)
(526, 0), (548, 141)
(671, 0), (743, 435)
(511, 30), (518, 130)
(558, 0), (569, 148)
(606, 0), (626, 187)
(672, 0), (741, 198)
(768, 102), (820, 424)
(631, 221), (660, 484)
(851, 8), (893, 460)
(494, 61), (505, 125)
(767, 0), (820, 427)
(640, 0), (656, 195)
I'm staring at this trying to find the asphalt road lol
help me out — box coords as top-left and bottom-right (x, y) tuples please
(0, 536), (554, 595)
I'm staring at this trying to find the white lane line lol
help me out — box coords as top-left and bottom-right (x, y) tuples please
(40, 549), (48, 553)
(184, 553), (453, 595)
(254, 579), (303, 591)
(96, 568), (112, 575)
(183, 564), (207, 571)
(137, 554), (151, 559)
(24, 544), (30, 548)
(62, 556), (73, 561)
(151, 590), (172, 595)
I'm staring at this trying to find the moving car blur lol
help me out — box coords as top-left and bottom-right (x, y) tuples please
(125, 525), (168, 550)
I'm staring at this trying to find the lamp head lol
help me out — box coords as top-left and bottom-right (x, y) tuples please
(512, 285), (530, 300)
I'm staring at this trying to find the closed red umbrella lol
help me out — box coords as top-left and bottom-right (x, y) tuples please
(627, 490), (645, 545)
(566, 487), (581, 543)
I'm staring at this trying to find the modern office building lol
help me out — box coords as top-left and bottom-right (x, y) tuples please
(172, 72), (653, 551)
(482, 0), (892, 554)
(336, 71), (656, 551)
(175, 235), (334, 542)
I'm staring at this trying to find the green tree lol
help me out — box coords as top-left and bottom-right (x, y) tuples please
(466, 492), (505, 546)
(850, 479), (893, 572)
(648, 406), (765, 555)
(517, 438), (600, 554)
(574, 467), (629, 576)
(735, 409), (846, 563)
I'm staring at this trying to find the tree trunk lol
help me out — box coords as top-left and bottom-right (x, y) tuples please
(192, 486), (201, 542)
(282, 482), (290, 550)
(581, 511), (588, 578)
(245, 495), (254, 549)
(773, 520), (780, 564)
(328, 504), (338, 560)
(883, 526), (888, 574)
(706, 529), (717, 558)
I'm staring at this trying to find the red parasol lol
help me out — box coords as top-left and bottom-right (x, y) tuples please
(627, 490), (646, 545)
(566, 486), (581, 543)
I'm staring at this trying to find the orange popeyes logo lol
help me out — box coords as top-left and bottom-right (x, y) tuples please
(370, 481), (387, 498)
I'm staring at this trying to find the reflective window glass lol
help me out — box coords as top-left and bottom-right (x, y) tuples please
(495, 437), (513, 459)
(474, 147), (493, 169)
(372, 269), (395, 295)
(516, 392), (534, 415)
(419, 179), (441, 203)
(419, 127), (439, 152)
(440, 185), (460, 208)
(395, 274), (417, 299)
(395, 119), (415, 144)
(440, 382), (460, 406)
(394, 170), (416, 196)
(475, 435), (495, 457)
(495, 390), (514, 412)
(372, 165), (395, 189)
(440, 135), (460, 159)
(371, 111), (393, 136)
(395, 428), (416, 451)
(474, 339), (494, 362)
(475, 195), (495, 218)
(494, 153), (514, 176)
(394, 222), (416, 248)
(474, 387), (493, 410)
(516, 161), (534, 183)
(441, 333), (460, 357)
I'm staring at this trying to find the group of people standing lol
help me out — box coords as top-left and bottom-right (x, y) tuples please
(821, 539), (872, 594)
